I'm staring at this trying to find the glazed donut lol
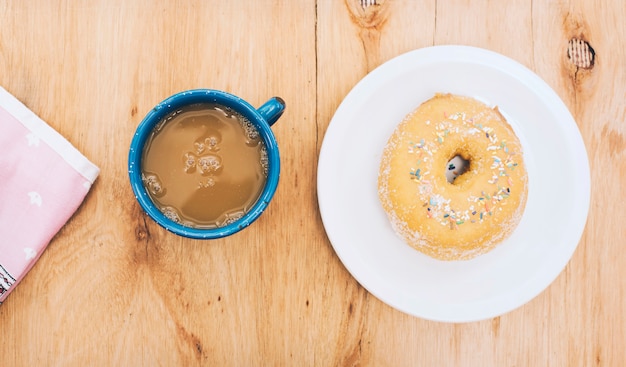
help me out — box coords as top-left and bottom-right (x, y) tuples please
(378, 93), (528, 260)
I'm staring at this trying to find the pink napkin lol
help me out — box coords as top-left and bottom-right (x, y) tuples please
(0, 87), (99, 304)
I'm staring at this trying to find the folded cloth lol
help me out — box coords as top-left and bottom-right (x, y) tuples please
(0, 86), (99, 304)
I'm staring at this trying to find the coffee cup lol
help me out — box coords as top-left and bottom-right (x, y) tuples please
(128, 89), (285, 239)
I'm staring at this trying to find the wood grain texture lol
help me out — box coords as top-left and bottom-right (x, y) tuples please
(0, 0), (624, 365)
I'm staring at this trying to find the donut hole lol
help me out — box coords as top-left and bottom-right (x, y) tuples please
(445, 154), (470, 184)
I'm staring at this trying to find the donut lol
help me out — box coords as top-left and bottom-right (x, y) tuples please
(378, 93), (528, 260)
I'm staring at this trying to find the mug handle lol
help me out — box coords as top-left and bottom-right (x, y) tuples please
(257, 97), (286, 127)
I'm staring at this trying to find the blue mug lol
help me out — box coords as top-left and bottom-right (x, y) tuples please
(128, 89), (285, 239)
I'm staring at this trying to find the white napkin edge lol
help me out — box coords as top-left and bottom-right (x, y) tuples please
(0, 86), (100, 183)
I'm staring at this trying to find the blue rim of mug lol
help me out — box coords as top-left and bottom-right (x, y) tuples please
(128, 89), (281, 239)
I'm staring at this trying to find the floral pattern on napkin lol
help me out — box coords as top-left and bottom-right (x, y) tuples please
(0, 86), (99, 304)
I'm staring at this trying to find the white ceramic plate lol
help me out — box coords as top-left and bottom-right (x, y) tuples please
(317, 45), (590, 323)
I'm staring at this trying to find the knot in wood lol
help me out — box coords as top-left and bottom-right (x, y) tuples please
(347, 0), (389, 29)
(135, 224), (150, 241)
(360, 0), (377, 8)
(568, 38), (595, 69)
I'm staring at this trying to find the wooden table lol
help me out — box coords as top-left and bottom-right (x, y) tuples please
(1, 1), (623, 365)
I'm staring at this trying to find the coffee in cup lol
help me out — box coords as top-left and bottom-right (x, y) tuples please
(129, 89), (285, 239)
